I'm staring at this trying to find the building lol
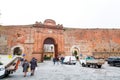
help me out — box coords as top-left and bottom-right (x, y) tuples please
(0, 19), (120, 62)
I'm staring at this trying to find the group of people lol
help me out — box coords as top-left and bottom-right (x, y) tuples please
(21, 56), (65, 77)
(22, 57), (37, 77)
(53, 56), (64, 65)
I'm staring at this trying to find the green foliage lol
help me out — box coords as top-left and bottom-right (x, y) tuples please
(44, 55), (51, 60)
(73, 50), (79, 60)
(73, 50), (77, 56)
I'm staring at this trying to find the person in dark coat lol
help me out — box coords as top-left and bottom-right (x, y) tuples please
(30, 57), (37, 76)
(22, 59), (29, 77)
(60, 56), (64, 64)
(53, 57), (56, 65)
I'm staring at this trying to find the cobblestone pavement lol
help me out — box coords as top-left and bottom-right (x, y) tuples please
(2, 61), (120, 80)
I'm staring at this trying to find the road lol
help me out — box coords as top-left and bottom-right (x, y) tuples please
(2, 61), (120, 80)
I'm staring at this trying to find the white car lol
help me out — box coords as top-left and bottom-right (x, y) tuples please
(63, 56), (77, 65)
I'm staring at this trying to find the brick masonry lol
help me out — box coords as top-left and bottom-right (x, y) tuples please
(0, 19), (120, 61)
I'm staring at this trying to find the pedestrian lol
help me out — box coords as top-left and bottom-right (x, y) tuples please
(76, 55), (79, 61)
(69, 57), (71, 64)
(20, 57), (24, 66)
(60, 56), (64, 64)
(53, 57), (56, 65)
(30, 57), (37, 76)
(56, 57), (60, 65)
(22, 59), (29, 77)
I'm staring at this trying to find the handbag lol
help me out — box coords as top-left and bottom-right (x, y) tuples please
(28, 67), (31, 72)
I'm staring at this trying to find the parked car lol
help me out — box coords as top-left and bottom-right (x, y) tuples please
(107, 56), (120, 66)
(80, 56), (105, 68)
(63, 56), (77, 65)
(107, 56), (116, 64)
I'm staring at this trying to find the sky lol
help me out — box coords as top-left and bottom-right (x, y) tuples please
(0, 0), (120, 28)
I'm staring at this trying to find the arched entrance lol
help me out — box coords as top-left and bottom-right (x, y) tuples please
(13, 47), (22, 55)
(72, 47), (79, 56)
(43, 38), (57, 60)
(71, 46), (80, 56)
(70, 45), (81, 60)
(11, 45), (24, 56)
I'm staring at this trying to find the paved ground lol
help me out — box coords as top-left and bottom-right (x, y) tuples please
(2, 61), (120, 80)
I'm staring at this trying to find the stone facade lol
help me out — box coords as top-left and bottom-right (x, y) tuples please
(0, 19), (120, 62)
(64, 28), (120, 58)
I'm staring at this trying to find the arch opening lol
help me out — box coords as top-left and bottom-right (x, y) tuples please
(13, 47), (22, 55)
(71, 46), (80, 60)
(43, 38), (57, 60)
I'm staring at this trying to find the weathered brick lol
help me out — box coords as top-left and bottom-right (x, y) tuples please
(0, 20), (120, 61)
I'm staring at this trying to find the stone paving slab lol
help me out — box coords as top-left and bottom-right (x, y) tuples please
(2, 61), (120, 80)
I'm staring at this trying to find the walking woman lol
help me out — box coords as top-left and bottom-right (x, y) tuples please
(22, 59), (29, 77)
(30, 57), (37, 76)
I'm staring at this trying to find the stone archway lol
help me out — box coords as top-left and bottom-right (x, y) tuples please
(43, 37), (57, 60)
(13, 47), (22, 55)
(11, 45), (24, 56)
(70, 45), (80, 56)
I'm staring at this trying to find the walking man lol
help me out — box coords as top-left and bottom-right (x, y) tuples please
(30, 57), (37, 76)
(60, 56), (64, 64)
(53, 57), (56, 65)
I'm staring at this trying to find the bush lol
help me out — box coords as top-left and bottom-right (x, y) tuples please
(44, 55), (51, 60)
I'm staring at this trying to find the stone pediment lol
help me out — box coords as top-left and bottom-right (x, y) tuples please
(44, 19), (56, 26)
(33, 19), (63, 30)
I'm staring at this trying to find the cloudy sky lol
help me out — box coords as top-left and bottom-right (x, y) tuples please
(0, 0), (120, 28)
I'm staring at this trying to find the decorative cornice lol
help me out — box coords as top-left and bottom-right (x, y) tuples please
(33, 24), (63, 30)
